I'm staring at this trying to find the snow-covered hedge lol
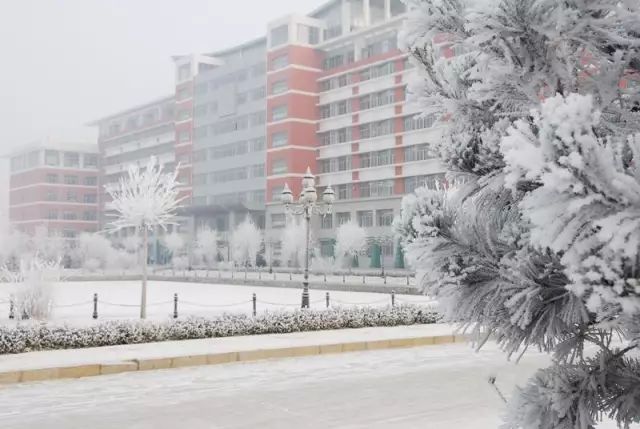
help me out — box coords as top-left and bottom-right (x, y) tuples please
(0, 305), (440, 354)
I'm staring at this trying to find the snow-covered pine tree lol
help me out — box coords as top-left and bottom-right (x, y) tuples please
(399, 1), (640, 428)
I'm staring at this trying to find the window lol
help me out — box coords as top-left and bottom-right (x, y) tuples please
(252, 86), (266, 100)
(46, 191), (57, 201)
(336, 212), (351, 225)
(271, 105), (288, 121)
(177, 109), (191, 121)
(194, 126), (208, 140)
(360, 119), (393, 139)
(250, 111), (266, 127)
(27, 151), (39, 167)
(178, 130), (191, 143)
(83, 154), (98, 168)
(178, 63), (191, 81)
(67, 191), (78, 202)
(360, 149), (394, 168)
(251, 137), (266, 152)
(360, 180), (393, 198)
(271, 54), (288, 71)
(45, 150), (59, 166)
(357, 211), (374, 227)
(337, 184), (351, 200)
(236, 92), (247, 105)
(271, 159), (288, 175)
(272, 131), (288, 148)
(64, 175), (78, 185)
(404, 144), (434, 162)
(210, 167), (248, 184)
(405, 174), (445, 193)
(46, 174), (58, 184)
(271, 213), (286, 229)
(251, 164), (265, 178)
(195, 82), (208, 95)
(297, 24), (320, 45)
(46, 209), (58, 220)
(404, 115), (436, 131)
(84, 176), (97, 186)
(271, 186), (284, 202)
(377, 209), (394, 226)
(271, 24), (289, 47)
(321, 214), (333, 229)
(83, 211), (97, 221)
(271, 80), (288, 95)
(251, 190), (265, 205)
(63, 152), (79, 168)
(62, 211), (77, 220)
(251, 62), (266, 77)
(176, 87), (191, 101)
(83, 194), (97, 204)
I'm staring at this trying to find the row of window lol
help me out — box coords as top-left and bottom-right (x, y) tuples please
(193, 137), (266, 163)
(12, 150), (99, 172)
(319, 58), (410, 92)
(193, 190), (266, 208)
(319, 88), (400, 119)
(44, 191), (97, 203)
(318, 114), (437, 146)
(271, 209), (394, 230)
(194, 63), (266, 95)
(317, 144), (435, 174)
(194, 111), (266, 139)
(193, 164), (265, 185)
(45, 209), (97, 221)
(103, 105), (174, 138)
(45, 174), (97, 186)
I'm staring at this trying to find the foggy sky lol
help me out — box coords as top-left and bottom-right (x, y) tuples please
(0, 0), (322, 151)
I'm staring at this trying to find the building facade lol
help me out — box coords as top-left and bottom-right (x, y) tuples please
(88, 0), (447, 268)
(6, 140), (100, 239)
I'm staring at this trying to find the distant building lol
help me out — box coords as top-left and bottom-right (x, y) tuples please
(89, 0), (448, 268)
(6, 139), (100, 239)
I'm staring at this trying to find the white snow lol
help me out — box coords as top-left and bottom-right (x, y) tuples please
(0, 280), (434, 324)
(0, 342), (626, 428)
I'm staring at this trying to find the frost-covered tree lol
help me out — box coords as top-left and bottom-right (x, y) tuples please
(104, 157), (183, 319)
(162, 231), (185, 267)
(335, 221), (367, 269)
(400, 1), (640, 428)
(281, 216), (306, 268)
(230, 216), (261, 268)
(193, 226), (219, 268)
(75, 233), (116, 272)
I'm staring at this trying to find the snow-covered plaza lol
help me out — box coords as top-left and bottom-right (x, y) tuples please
(0, 280), (433, 324)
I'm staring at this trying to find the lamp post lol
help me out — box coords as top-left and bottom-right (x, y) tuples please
(281, 167), (334, 309)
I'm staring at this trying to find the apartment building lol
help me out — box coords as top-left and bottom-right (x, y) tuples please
(87, 0), (447, 268)
(6, 140), (100, 239)
(262, 0), (446, 268)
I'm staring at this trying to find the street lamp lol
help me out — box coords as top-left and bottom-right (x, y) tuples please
(281, 167), (334, 308)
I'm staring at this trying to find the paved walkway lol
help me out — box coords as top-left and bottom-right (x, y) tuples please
(0, 324), (461, 384)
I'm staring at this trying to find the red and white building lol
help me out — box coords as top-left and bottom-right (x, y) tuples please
(6, 140), (100, 239)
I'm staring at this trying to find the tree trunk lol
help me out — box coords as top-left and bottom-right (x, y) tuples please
(141, 227), (148, 319)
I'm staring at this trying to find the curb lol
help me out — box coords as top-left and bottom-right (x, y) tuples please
(0, 333), (468, 386)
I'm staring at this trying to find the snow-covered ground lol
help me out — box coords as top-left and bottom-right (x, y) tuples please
(0, 281), (434, 325)
(0, 342), (623, 429)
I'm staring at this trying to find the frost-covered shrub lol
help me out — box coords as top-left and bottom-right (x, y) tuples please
(1, 256), (61, 320)
(0, 305), (440, 354)
(335, 221), (367, 269)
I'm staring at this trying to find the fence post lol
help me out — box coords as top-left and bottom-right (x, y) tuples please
(92, 293), (98, 319)
(326, 292), (330, 308)
(406, 275), (410, 286)
(384, 275), (387, 285)
(232, 270), (235, 279)
(173, 293), (178, 319)
(252, 293), (257, 317)
(391, 290), (396, 307)
(342, 274), (345, 283)
(362, 275), (366, 284)
(218, 270), (222, 279)
(259, 270), (262, 280)
(8, 295), (14, 320)
(289, 272), (292, 281)
(324, 274), (327, 283)
(245, 268), (248, 281)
